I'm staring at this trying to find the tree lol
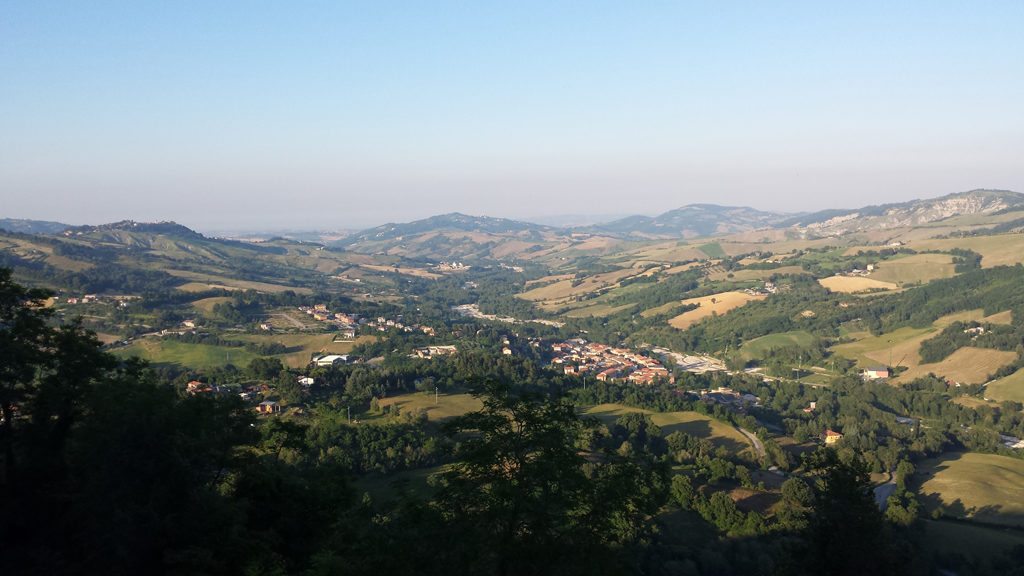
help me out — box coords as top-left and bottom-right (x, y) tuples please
(436, 380), (665, 575)
(0, 268), (53, 479)
(800, 448), (898, 575)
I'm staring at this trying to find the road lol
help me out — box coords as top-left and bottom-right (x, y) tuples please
(736, 426), (766, 459)
(874, 476), (898, 511)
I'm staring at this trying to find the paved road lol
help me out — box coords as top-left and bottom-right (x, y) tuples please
(874, 477), (897, 511)
(736, 427), (766, 459)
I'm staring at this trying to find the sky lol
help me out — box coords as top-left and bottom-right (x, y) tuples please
(2, 1), (1023, 232)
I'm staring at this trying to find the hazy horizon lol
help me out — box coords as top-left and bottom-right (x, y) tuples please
(3, 2), (1022, 231)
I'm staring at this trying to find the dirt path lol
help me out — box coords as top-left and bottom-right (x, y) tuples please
(272, 313), (305, 329)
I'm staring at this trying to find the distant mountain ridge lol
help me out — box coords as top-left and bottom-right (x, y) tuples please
(785, 189), (1024, 237)
(0, 218), (69, 235)
(584, 204), (792, 239)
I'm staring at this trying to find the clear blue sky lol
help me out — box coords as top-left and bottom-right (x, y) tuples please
(2, 1), (1022, 231)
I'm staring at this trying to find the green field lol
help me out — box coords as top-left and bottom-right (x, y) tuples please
(352, 464), (446, 503)
(372, 392), (484, 423)
(920, 520), (1024, 564)
(698, 242), (727, 259)
(113, 338), (259, 369)
(915, 452), (1024, 527)
(741, 330), (814, 360)
(226, 333), (375, 368)
(985, 370), (1024, 404)
(583, 403), (753, 455)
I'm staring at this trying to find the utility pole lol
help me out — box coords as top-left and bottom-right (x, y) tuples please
(347, 406), (351, 424)
(435, 386), (438, 404)
(888, 340), (894, 369)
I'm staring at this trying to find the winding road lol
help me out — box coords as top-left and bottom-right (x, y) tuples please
(736, 426), (766, 459)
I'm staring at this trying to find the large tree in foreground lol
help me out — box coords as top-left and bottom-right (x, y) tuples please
(436, 381), (667, 576)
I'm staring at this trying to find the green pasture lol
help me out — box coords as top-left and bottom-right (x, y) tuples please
(915, 452), (1024, 527)
(741, 331), (814, 360)
(984, 370), (1024, 404)
(583, 403), (753, 455)
(113, 338), (259, 369)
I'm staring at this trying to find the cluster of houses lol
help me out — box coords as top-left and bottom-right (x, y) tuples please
(549, 339), (673, 385)
(411, 345), (458, 359)
(297, 305), (437, 338)
(743, 281), (779, 297)
(435, 261), (470, 271)
(686, 386), (760, 408)
(837, 263), (876, 277)
(57, 294), (132, 309)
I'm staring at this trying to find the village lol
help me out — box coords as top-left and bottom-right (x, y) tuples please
(296, 304), (438, 338)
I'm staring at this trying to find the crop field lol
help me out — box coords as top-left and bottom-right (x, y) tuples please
(113, 338), (259, 369)
(915, 452), (1024, 527)
(741, 331), (814, 360)
(898, 347), (1016, 385)
(374, 392), (483, 423)
(984, 310), (1013, 324)
(583, 403), (753, 455)
(983, 370), (1024, 404)
(624, 242), (711, 264)
(361, 264), (441, 279)
(518, 267), (639, 302)
(707, 265), (805, 282)
(668, 291), (765, 330)
(911, 234), (1024, 268)
(818, 276), (899, 293)
(867, 253), (956, 285)
(563, 302), (638, 318)
(166, 269), (312, 294)
(832, 310), (1011, 382)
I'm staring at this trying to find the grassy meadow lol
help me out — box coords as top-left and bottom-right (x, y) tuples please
(915, 452), (1024, 527)
(984, 370), (1024, 404)
(583, 403), (753, 455)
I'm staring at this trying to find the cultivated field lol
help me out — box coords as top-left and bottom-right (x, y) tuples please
(668, 291), (766, 330)
(707, 265), (805, 282)
(984, 370), (1024, 404)
(818, 276), (898, 293)
(867, 253), (956, 285)
(898, 347), (1016, 385)
(361, 264), (441, 279)
(166, 269), (312, 294)
(518, 268), (639, 303)
(832, 309), (1014, 383)
(915, 452), (1024, 527)
(583, 403), (754, 455)
(374, 392), (483, 423)
(910, 234), (1024, 268)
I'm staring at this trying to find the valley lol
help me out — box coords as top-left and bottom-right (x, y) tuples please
(6, 188), (1024, 573)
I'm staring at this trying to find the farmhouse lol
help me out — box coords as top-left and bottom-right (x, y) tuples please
(823, 430), (844, 445)
(863, 366), (890, 380)
(257, 401), (281, 414)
